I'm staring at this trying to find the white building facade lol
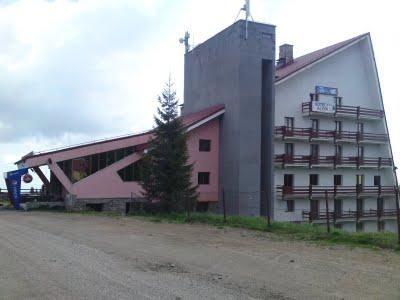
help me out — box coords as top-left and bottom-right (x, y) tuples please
(273, 33), (398, 232)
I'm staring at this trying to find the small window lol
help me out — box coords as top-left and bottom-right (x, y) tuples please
(310, 144), (319, 158)
(286, 200), (294, 212)
(356, 222), (364, 232)
(335, 97), (342, 107)
(374, 176), (381, 186)
(310, 174), (318, 186)
(378, 220), (385, 232)
(335, 144), (342, 158)
(334, 223), (343, 229)
(198, 172), (210, 185)
(199, 139), (211, 152)
(358, 146), (364, 158)
(335, 120), (342, 132)
(311, 119), (319, 131)
(285, 117), (294, 130)
(285, 143), (294, 156)
(284, 174), (294, 187)
(334, 175), (342, 186)
(357, 122), (364, 134)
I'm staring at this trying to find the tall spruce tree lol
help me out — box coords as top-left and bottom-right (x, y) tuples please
(140, 78), (198, 212)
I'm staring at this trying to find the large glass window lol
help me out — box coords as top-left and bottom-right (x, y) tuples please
(57, 145), (137, 183)
(117, 160), (143, 182)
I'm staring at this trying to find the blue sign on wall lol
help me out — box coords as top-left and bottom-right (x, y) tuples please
(315, 85), (338, 96)
(4, 168), (28, 210)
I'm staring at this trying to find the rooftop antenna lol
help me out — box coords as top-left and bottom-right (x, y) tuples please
(241, 0), (251, 39)
(179, 31), (190, 53)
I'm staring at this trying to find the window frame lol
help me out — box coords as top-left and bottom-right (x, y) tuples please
(199, 139), (211, 152)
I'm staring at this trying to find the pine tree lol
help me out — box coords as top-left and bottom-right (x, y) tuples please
(140, 78), (198, 213)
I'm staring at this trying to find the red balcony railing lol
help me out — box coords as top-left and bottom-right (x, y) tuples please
(275, 155), (392, 168)
(277, 185), (396, 199)
(302, 209), (397, 221)
(275, 126), (388, 143)
(302, 102), (384, 119)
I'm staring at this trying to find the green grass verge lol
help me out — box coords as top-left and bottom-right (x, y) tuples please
(130, 212), (400, 251)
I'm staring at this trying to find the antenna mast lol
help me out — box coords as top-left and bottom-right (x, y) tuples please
(241, 0), (251, 39)
(179, 31), (191, 53)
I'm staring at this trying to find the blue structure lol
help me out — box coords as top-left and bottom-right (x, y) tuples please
(4, 168), (28, 210)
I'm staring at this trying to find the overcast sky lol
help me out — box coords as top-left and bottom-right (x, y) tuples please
(1, 0), (400, 188)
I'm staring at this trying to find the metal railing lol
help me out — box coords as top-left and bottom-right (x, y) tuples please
(277, 185), (397, 199)
(302, 102), (384, 119)
(302, 209), (398, 221)
(275, 126), (389, 143)
(275, 154), (392, 168)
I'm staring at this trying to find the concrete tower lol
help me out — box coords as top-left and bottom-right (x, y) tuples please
(183, 20), (276, 216)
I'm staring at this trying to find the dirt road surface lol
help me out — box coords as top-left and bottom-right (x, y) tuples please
(0, 211), (399, 299)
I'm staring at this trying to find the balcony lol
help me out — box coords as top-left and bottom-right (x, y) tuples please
(275, 126), (388, 144)
(302, 209), (398, 222)
(275, 154), (393, 169)
(302, 101), (384, 120)
(277, 185), (396, 200)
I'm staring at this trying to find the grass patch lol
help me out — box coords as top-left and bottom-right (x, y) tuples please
(130, 212), (400, 251)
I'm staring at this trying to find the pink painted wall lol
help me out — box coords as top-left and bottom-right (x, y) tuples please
(187, 118), (220, 202)
(24, 119), (220, 202)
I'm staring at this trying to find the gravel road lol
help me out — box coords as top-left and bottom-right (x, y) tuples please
(0, 211), (399, 299)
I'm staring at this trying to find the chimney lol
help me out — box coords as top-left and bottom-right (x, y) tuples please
(277, 44), (293, 68)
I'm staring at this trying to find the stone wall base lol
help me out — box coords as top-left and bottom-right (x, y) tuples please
(64, 196), (143, 214)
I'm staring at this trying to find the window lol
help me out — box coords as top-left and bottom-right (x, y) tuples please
(335, 120), (342, 133)
(335, 144), (342, 158)
(334, 223), (343, 229)
(285, 143), (294, 156)
(356, 222), (364, 232)
(357, 122), (364, 134)
(334, 199), (343, 218)
(374, 176), (381, 186)
(357, 198), (364, 212)
(335, 96), (342, 107)
(284, 174), (294, 187)
(286, 200), (295, 212)
(311, 119), (319, 131)
(106, 151), (115, 166)
(198, 172), (210, 185)
(117, 160), (143, 182)
(199, 139), (211, 152)
(358, 146), (364, 158)
(356, 174), (364, 186)
(310, 144), (319, 158)
(378, 220), (385, 232)
(334, 175), (342, 186)
(310, 174), (319, 186)
(310, 200), (319, 217)
(377, 197), (384, 212)
(57, 146), (137, 183)
(285, 117), (294, 130)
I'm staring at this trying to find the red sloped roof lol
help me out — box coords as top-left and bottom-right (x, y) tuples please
(19, 104), (225, 161)
(181, 104), (225, 127)
(275, 33), (369, 82)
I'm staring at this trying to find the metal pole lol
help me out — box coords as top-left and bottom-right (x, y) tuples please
(222, 189), (227, 223)
(325, 190), (330, 233)
(266, 190), (271, 227)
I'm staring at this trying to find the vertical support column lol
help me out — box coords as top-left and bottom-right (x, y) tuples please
(260, 59), (274, 222)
